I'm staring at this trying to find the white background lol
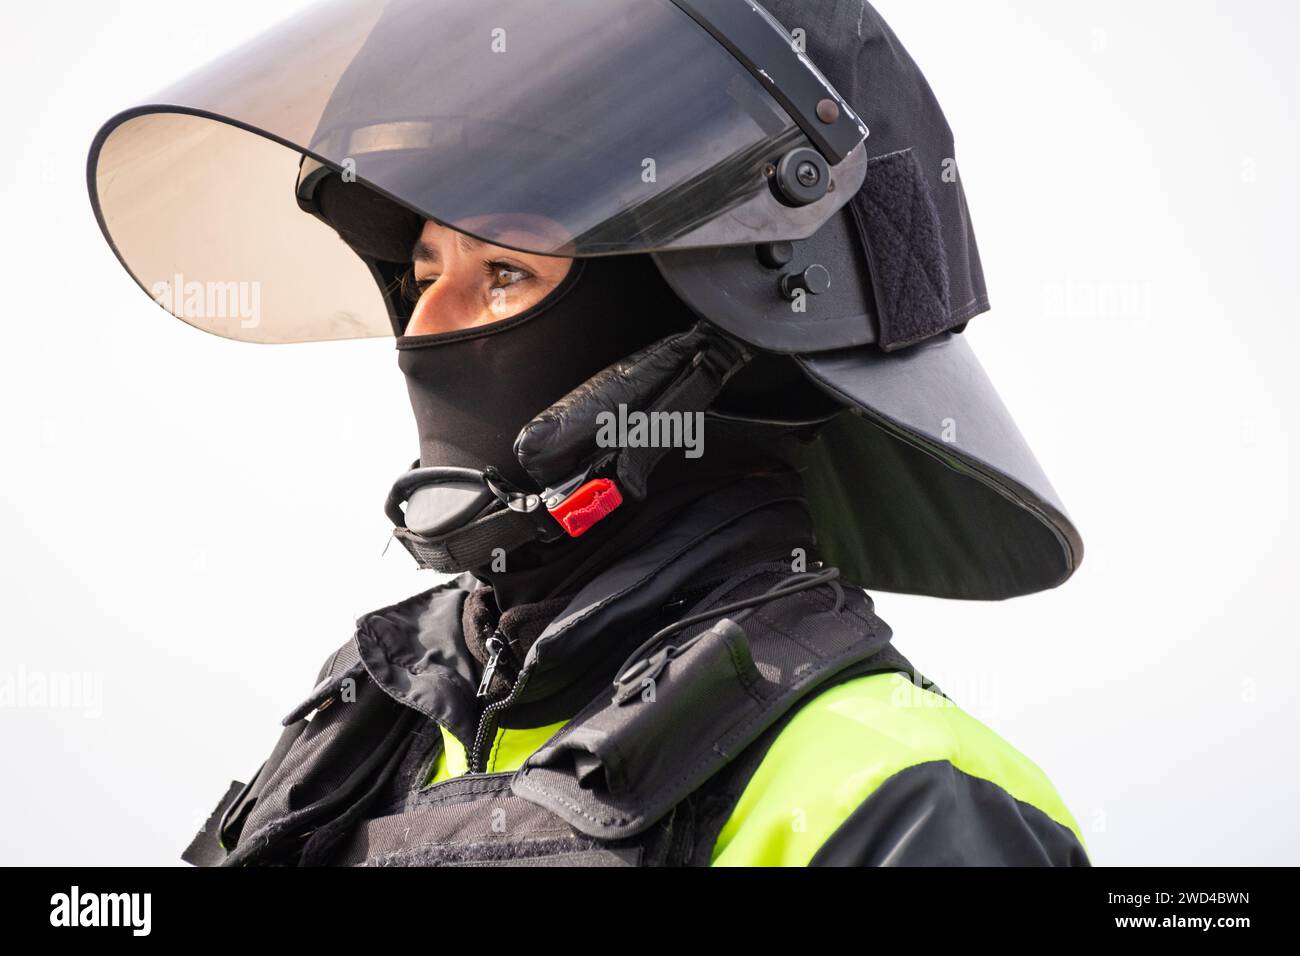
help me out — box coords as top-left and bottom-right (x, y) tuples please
(1, 0), (1296, 866)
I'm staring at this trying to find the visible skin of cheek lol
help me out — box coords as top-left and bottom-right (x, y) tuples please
(410, 279), (489, 334)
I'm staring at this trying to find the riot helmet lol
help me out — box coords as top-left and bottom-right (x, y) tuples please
(87, 0), (1082, 599)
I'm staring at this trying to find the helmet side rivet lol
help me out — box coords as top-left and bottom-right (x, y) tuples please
(816, 98), (840, 124)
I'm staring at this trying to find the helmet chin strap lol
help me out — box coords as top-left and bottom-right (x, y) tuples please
(385, 324), (751, 574)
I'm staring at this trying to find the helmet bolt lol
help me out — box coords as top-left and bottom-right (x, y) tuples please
(796, 161), (820, 187)
(781, 264), (832, 300)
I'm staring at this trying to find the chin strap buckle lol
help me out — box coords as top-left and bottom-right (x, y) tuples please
(543, 477), (624, 538)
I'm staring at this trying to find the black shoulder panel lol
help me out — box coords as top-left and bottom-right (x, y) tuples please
(809, 760), (1091, 867)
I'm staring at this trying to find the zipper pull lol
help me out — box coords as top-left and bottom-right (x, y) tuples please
(476, 632), (516, 699)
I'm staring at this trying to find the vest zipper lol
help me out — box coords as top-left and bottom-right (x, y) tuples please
(469, 627), (528, 774)
(475, 630), (517, 699)
(469, 663), (531, 774)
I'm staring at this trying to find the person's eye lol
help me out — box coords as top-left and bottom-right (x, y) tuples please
(485, 260), (531, 289)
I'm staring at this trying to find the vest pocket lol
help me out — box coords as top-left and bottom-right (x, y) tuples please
(523, 619), (765, 812)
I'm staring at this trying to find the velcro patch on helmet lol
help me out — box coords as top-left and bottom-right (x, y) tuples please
(852, 147), (954, 350)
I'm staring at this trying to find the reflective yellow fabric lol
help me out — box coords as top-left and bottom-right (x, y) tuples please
(423, 719), (568, 786)
(710, 671), (1087, 866)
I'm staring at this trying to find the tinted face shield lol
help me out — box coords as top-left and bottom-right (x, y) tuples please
(87, 0), (868, 343)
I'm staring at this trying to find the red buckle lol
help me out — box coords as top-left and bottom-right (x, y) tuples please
(547, 478), (623, 537)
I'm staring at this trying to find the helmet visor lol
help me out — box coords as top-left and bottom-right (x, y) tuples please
(88, 0), (866, 343)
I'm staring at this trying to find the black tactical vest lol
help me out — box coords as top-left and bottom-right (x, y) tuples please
(183, 479), (935, 867)
(184, 562), (930, 867)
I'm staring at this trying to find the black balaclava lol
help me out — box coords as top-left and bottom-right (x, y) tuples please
(395, 251), (810, 609)
(396, 253), (694, 491)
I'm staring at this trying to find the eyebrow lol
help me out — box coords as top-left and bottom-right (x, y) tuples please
(411, 232), (485, 263)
